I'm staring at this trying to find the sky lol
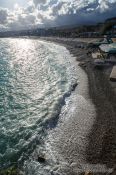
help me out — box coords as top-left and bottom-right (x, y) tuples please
(0, 0), (116, 31)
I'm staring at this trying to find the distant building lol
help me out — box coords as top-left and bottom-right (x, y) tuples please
(106, 17), (116, 23)
(78, 32), (101, 38)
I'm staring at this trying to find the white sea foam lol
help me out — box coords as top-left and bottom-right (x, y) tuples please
(0, 38), (78, 169)
(23, 40), (96, 175)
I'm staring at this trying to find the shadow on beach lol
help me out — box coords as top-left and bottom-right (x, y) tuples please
(85, 65), (116, 169)
(41, 37), (116, 174)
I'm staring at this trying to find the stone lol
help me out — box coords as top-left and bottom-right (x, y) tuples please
(71, 82), (78, 91)
(37, 155), (46, 163)
(84, 171), (93, 175)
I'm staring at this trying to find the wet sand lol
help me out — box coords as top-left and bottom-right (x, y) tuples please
(42, 37), (116, 175)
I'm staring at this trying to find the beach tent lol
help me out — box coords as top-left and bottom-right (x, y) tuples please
(99, 43), (116, 54)
(90, 36), (113, 48)
(92, 43), (116, 60)
(97, 42), (116, 60)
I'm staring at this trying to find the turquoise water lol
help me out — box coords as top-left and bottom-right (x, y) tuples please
(0, 38), (76, 168)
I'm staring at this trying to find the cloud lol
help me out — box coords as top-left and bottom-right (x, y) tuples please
(34, 0), (116, 27)
(0, 0), (116, 31)
(0, 8), (8, 24)
(33, 0), (47, 6)
(0, 3), (39, 31)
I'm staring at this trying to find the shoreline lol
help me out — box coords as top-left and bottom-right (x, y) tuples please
(0, 37), (116, 175)
(42, 37), (116, 174)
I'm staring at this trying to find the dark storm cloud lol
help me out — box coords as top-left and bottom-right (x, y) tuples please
(0, 0), (116, 30)
(36, 0), (116, 27)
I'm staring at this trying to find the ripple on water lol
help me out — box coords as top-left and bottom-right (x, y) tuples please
(0, 38), (77, 168)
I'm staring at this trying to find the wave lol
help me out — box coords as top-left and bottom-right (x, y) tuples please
(0, 38), (77, 170)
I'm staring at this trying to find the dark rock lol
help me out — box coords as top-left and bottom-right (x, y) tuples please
(37, 156), (46, 163)
(79, 62), (87, 68)
(71, 82), (78, 91)
(78, 45), (81, 48)
(87, 51), (92, 55)
(84, 172), (93, 175)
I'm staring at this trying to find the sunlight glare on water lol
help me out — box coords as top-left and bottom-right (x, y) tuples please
(0, 38), (77, 168)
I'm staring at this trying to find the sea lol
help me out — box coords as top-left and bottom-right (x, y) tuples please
(0, 38), (79, 174)
(0, 38), (112, 175)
